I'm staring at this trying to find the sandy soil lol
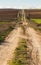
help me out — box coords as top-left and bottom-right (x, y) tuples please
(0, 27), (23, 65)
(0, 23), (41, 65)
(0, 10), (41, 65)
(26, 27), (41, 65)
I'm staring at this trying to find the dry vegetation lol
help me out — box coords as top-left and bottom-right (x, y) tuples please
(8, 39), (28, 65)
(0, 21), (17, 43)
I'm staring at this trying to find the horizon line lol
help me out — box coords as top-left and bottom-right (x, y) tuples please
(0, 6), (41, 9)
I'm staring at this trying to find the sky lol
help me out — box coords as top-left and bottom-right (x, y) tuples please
(0, 0), (41, 9)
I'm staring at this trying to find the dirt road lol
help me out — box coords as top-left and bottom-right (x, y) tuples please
(0, 9), (41, 65)
(26, 27), (41, 65)
(0, 27), (24, 65)
(0, 25), (41, 65)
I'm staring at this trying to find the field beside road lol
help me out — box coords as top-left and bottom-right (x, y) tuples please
(0, 9), (41, 65)
(31, 19), (41, 24)
(0, 21), (17, 43)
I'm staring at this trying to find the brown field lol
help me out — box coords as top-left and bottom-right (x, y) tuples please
(0, 21), (17, 34)
(0, 9), (41, 32)
(25, 9), (41, 18)
(0, 9), (41, 65)
(0, 9), (41, 22)
(0, 9), (18, 22)
(0, 9), (41, 33)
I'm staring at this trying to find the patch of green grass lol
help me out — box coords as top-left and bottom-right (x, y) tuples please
(31, 19), (41, 24)
(8, 39), (28, 65)
(8, 38), (32, 65)
(0, 35), (5, 42)
(0, 21), (10, 24)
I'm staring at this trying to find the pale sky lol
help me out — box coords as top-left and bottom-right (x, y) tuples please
(0, 0), (41, 9)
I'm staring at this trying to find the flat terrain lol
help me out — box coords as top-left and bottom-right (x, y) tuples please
(0, 21), (41, 65)
(0, 9), (41, 22)
(31, 19), (41, 24)
(0, 21), (14, 33)
(0, 27), (23, 65)
(26, 27), (41, 65)
(0, 21), (17, 43)
(0, 10), (41, 65)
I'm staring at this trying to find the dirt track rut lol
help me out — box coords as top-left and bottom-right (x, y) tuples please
(0, 27), (23, 65)
(26, 27), (41, 65)
(0, 25), (41, 65)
